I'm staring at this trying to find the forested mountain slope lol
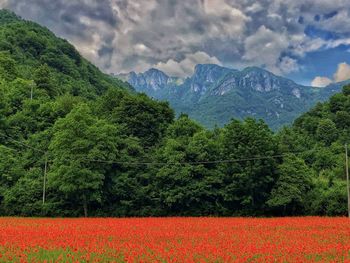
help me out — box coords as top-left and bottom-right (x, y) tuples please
(0, 10), (133, 97)
(120, 65), (347, 129)
(0, 9), (174, 216)
(276, 85), (350, 215)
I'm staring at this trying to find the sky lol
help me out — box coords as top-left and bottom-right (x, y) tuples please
(1, 0), (350, 86)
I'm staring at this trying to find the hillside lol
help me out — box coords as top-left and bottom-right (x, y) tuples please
(0, 9), (175, 216)
(0, 9), (176, 145)
(120, 65), (347, 129)
(276, 85), (350, 215)
(0, 10), (133, 97)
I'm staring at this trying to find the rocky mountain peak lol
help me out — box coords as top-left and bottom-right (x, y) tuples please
(115, 63), (346, 129)
(127, 68), (170, 91)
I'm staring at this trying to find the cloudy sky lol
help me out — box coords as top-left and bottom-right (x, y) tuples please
(1, 0), (350, 86)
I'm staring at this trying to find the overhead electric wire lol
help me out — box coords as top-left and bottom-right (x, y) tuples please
(0, 142), (23, 154)
(0, 130), (313, 166)
(77, 151), (307, 166)
(0, 131), (47, 153)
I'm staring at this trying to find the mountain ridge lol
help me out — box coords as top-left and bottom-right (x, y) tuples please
(117, 64), (348, 129)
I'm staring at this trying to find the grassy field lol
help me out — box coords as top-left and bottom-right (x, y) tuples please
(1, 217), (350, 262)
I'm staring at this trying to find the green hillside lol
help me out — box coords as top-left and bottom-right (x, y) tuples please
(0, 10), (133, 97)
(273, 86), (350, 215)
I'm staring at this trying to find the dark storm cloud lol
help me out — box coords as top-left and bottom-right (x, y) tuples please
(1, 0), (350, 77)
(1, 0), (121, 70)
(3, 0), (117, 41)
(10, 0), (118, 27)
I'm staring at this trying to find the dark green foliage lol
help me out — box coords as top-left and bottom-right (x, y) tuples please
(316, 119), (338, 146)
(334, 111), (350, 129)
(0, 10), (18, 25)
(0, 51), (17, 81)
(2, 168), (43, 216)
(154, 116), (223, 215)
(267, 154), (313, 215)
(343, 85), (350, 96)
(49, 104), (115, 217)
(34, 64), (56, 97)
(220, 118), (278, 215)
(290, 87), (350, 216)
(110, 94), (174, 147)
(305, 178), (347, 216)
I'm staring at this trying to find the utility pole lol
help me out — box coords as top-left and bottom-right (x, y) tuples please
(346, 144), (350, 218)
(42, 155), (48, 205)
(30, 82), (34, 100)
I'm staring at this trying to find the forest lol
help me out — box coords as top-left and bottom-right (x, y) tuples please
(0, 9), (350, 217)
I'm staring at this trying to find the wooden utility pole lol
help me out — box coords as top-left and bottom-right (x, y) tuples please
(346, 144), (350, 218)
(42, 155), (48, 205)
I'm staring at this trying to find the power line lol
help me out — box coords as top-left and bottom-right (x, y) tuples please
(0, 131), (318, 166)
(0, 131), (46, 153)
(0, 143), (22, 154)
(78, 151), (307, 166)
(0, 131), (49, 206)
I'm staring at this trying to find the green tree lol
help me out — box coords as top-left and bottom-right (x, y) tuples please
(306, 177), (347, 216)
(166, 114), (202, 139)
(0, 51), (17, 81)
(155, 120), (223, 215)
(316, 119), (338, 145)
(343, 85), (350, 96)
(34, 64), (56, 97)
(267, 154), (313, 215)
(49, 104), (120, 217)
(100, 137), (147, 217)
(334, 111), (350, 129)
(276, 127), (312, 153)
(0, 85), (7, 130)
(329, 93), (347, 113)
(220, 118), (278, 214)
(2, 168), (43, 216)
(110, 93), (174, 147)
(0, 145), (24, 213)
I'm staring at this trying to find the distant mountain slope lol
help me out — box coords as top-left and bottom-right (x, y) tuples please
(118, 64), (348, 129)
(0, 9), (133, 97)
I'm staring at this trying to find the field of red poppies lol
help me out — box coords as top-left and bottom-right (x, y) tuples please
(1, 217), (350, 262)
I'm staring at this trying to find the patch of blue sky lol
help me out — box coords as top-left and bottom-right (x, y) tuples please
(304, 25), (340, 40)
(323, 11), (338, 20)
(287, 45), (350, 85)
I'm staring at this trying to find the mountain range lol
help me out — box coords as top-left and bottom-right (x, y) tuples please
(117, 64), (348, 129)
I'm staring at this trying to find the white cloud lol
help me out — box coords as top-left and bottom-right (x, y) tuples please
(155, 51), (221, 77)
(4, 0), (350, 77)
(311, 62), (350, 87)
(0, 0), (9, 8)
(134, 43), (152, 56)
(243, 26), (288, 73)
(246, 3), (263, 13)
(202, 0), (250, 40)
(311, 76), (333, 87)
(291, 37), (327, 57)
(325, 38), (350, 49)
(278, 57), (299, 74)
(316, 10), (350, 34)
(334, 62), (350, 82)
